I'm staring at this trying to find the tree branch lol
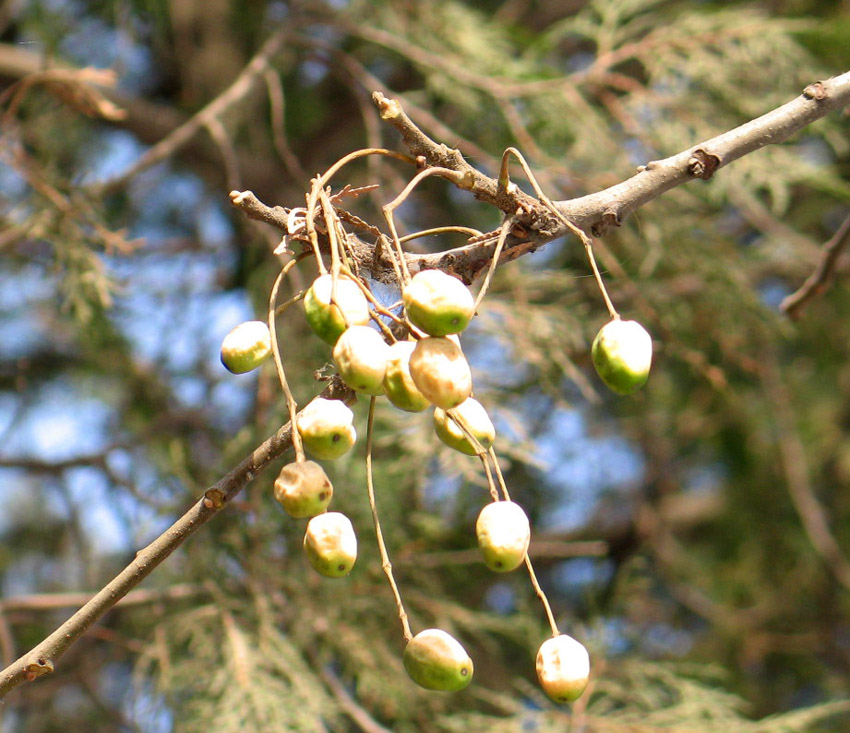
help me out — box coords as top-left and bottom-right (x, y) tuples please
(232, 72), (850, 286)
(0, 381), (352, 698)
(375, 71), (850, 241)
(780, 212), (850, 319)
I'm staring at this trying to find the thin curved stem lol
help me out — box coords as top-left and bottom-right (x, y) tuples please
(268, 257), (307, 462)
(365, 397), (412, 642)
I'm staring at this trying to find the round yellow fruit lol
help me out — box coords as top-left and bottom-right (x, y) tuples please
(383, 340), (430, 412)
(332, 326), (390, 395)
(304, 274), (371, 345)
(536, 634), (590, 703)
(591, 319), (652, 395)
(303, 512), (357, 577)
(297, 398), (356, 460)
(403, 629), (474, 692)
(273, 460), (333, 518)
(402, 269), (475, 337)
(220, 320), (272, 374)
(433, 398), (495, 455)
(475, 500), (530, 572)
(408, 337), (472, 410)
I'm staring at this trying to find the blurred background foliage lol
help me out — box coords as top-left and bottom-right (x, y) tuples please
(1, 0), (850, 730)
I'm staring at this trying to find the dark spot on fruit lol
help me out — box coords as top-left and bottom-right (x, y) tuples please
(451, 317), (459, 325)
(495, 561), (503, 567)
(332, 434), (340, 442)
(338, 564), (346, 571)
(319, 492), (327, 500)
(461, 668), (469, 676)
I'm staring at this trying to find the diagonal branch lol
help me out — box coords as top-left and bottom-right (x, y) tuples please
(233, 72), (850, 287)
(780, 212), (850, 319)
(92, 29), (290, 196)
(0, 381), (352, 698)
(374, 70), (850, 240)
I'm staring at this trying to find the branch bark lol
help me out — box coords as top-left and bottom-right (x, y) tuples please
(232, 71), (850, 287)
(0, 381), (351, 698)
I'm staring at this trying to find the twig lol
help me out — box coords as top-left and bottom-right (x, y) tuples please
(0, 381), (352, 698)
(0, 584), (205, 613)
(93, 29), (290, 195)
(763, 361), (850, 592)
(780, 212), (850, 319)
(365, 397), (412, 642)
(318, 663), (394, 733)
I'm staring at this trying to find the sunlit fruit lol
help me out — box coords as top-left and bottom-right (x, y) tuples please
(536, 634), (590, 703)
(304, 273), (371, 345)
(220, 320), (272, 374)
(403, 629), (474, 692)
(591, 318), (652, 395)
(332, 326), (390, 395)
(383, 340), (430, 412)
(475, 500), (530, 572)
(297, 398), (356, 460)
(403, 269), (475, 337)
(433, 397), (495, 455)
(408, 337), (472, 409)
(273, 460), (333, 518)
(303, 512), (357, 577)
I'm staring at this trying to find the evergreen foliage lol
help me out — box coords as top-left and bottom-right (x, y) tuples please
(1, 0), (849, 730)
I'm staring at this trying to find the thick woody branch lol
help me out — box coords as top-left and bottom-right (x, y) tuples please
(235, 72), (850, 286)
(0, 381), (352, 698)
(555, 73), (850, 237)
(376, 72), (850, 240)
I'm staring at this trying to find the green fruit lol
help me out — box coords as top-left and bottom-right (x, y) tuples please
(433, 398), (495, 455)
(403, 269), (475, 337)
(403, 629), (474, 692)
(220, 321), (272, 374)
(383, 341), (430, 412)
(303, 512), (357, 577)
(297, 398), (356, 460)
(304, 274), (371, 345)
(591, 319), (652, 395)
(475, 501), (530, 572)
(536, 634), (590, 704)
(273, 460), (333, 518)
(408, 337), (472, 410)
(332, 326), (390, 395)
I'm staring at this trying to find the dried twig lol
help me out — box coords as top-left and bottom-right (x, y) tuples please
(780, 212), (850, 319)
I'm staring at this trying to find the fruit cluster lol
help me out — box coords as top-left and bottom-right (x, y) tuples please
(219, 194), (652, 704)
